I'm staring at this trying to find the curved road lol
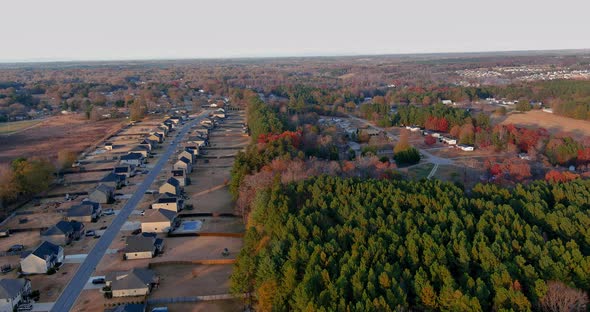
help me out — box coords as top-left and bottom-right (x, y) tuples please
(51, 112), (209, 312)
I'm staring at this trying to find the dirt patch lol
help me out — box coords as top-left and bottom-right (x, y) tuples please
(0, 231), (40, 252)
(185, 187), (234, 214)
(3, 212), (62, 230)
(0, 114), (124, 165)
(500, 110), (590, 139)
(29, 263), (80, 301)
(151, 264), (233, 298)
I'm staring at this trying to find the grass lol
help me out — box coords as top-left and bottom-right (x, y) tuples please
(0, 120), (42, 134)
(406, 163), (435, 180)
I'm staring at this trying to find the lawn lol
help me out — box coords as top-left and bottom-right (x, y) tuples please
(0, 120), (42, 134)
(406, 163), (435, 180)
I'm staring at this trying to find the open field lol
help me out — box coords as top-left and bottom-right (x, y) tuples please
(151, 264), (233, 298)
(405, 163), (434, 180)
(0, 231), (40, 252)
(0, 119), (43, 134)
(186, 187), (234, 214)
(0, 114), (125, 165)
(500, 110), (590, 138)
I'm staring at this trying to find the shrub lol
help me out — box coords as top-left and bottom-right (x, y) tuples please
(394, 147), (420, 165)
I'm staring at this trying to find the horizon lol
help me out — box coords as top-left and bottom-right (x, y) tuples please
(1, 47), (589, 65)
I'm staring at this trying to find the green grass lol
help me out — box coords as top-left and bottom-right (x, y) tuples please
(406, 163), (434, 180)
(0, 120), (41, 134)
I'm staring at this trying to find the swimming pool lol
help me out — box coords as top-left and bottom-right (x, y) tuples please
(181, 220), (202, 231)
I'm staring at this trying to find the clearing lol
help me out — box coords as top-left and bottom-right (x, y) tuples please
(500, 110), (590, 139)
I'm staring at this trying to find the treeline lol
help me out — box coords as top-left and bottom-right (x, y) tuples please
(231, 176), (590, 311)
(0, 157), (55, 205)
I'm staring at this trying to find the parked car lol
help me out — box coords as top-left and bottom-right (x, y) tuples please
(7, 244), (24, 252)
(131, 228), (142, 235)
(85, 230), (96, 237)
(100, 226), (107, 230)
(93, 234), (101, 239)
(102, 209), (115, 216)
(92, 277), (105, 284)
(17, 303), (33, 311)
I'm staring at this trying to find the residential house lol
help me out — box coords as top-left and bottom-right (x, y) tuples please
(141, 209), (177, 233)
(440, 137), (457, 145)
(114, 165), (136, 178)
(173, 157), (192, 174)
(41, 220), (84, 246)
(458, 144), (474, 152)
(123, 233), (164, 260)
(0, 278), (31, 312)
(67, 200), (102, 222)
(20, 241), (64, 274)
(171, 169), (187, 187)
(119, 153), (145, 167)
(147, 132), (164, 144)
(89, 184), (115, 204)
(158, 178), (180, 196)
(347, 142), (361, 158)
(178, 150), (195, 164)
(140, 138), (156, 150)
(105, 268), (158, 298)
(151, 193), (183, 212)
(100, 172), (125, 189)
(104, 142), (114, 151)
(130, 145), (150, 158)
(193, 128), (209, 138)
(184, 146), (199, 157)
(187, 136), (207, 148)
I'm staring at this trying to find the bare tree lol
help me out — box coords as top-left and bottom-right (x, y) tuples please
(539, 281), (588, 312)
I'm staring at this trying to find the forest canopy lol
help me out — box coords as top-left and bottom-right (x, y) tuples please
(231, 176), (590, 311)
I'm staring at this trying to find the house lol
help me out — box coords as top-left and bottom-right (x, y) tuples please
(140, 138), (157, 150)
(119, 153), (145, 167)
(147, 133), (164, 144)
(41, 221), (84, 246)
(114, 165), (136, 178)
(0, 278), (31, 312)
(171, 169), (188, 187)
(184, 146), (199, 157)
(104, 142), (114, 151)
(347, 142), (361, 158)
(105, 268), (158, 298)
(123, 233), (164, 260)
(442, 100), (454, 105)
(105, 303), (146, 312)
(151, 193), (183, 212)
(20, 241), (64, 274)
(67, 200), (102, 222)
(141, 209), (177, 233)
(193, 128), (209, 138)
(187, 136), (207, 147)
(362, 128), (381, 137)
(178, 150), (195, 164)
(173, 157), (192, 174)
(100, 172), (126, 189)
(89, 184), (115, 204)
(212, 112), (226, 119)
(457, 144), (474, 152)
(158, 178), (181, 196)
(440, 137), (457, 145)
(130, 145), (150, 158)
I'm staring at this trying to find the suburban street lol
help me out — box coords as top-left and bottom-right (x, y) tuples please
(50, 111), (209, 312)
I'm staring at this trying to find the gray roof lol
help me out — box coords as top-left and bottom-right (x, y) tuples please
(106, 268), (156, 291)
(165, 177), (180, 188)
(124, 235), (157, 253)
(95, 184), (115, 195)
(28, 241), (60, 259)
(42, 221), (73, 236)
(68, 202), (97, 217)
(120, 153), (144, 160)
(177, 157), (190, 165)
(0, 278), (28, 299)
(101, 172), (124, 183)
(143, 209), (176, 222)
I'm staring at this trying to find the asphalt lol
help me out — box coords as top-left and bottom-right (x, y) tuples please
(50, 112), (209, 312)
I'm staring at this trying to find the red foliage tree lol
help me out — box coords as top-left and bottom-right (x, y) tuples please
(424, 135), (436, 146)
(545, 170), (579, 183)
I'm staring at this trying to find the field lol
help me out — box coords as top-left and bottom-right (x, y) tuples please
(150, 264), (233, 298)
(0, 114), (124, 165)
(0, 119), (42, 134)
(500, 110), (590, 138)
(147, 300), (243, 312)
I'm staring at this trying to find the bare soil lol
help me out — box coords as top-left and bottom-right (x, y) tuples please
(500, 110), (590, 139)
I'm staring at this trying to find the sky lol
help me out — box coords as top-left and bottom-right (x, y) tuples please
(1, 0), (590, 62)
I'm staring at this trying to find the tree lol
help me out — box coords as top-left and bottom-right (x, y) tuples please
(129, 98), (147, 121)
(424, 135), (436, 146)
(57, 150), (77, 171)
(539, 281), (588, 312)
(394, 129), (411, 154)
(0, 164), (18, 203)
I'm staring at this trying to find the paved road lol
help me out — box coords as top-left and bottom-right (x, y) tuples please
(51, 112), (209, 312)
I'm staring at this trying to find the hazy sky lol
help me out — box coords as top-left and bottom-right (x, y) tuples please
(2, 0), (589, 61)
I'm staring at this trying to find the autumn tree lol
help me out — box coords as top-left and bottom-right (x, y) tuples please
(57, 150), (77, 171)
(129, 98), (147, 121)
(539, 281), (588, 312)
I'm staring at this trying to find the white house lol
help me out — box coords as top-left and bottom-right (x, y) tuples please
(151, 194), (183, 212)
(0, 278), (31, 312)
(106, 268), (158, 298)
(20, 241), (64, 275)
(141, 209), (177, 233)
(457, 144), (474, 152)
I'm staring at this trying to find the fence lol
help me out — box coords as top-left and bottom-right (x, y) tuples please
(148, 259), (236, 268)
(147, 293), (245, 304)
